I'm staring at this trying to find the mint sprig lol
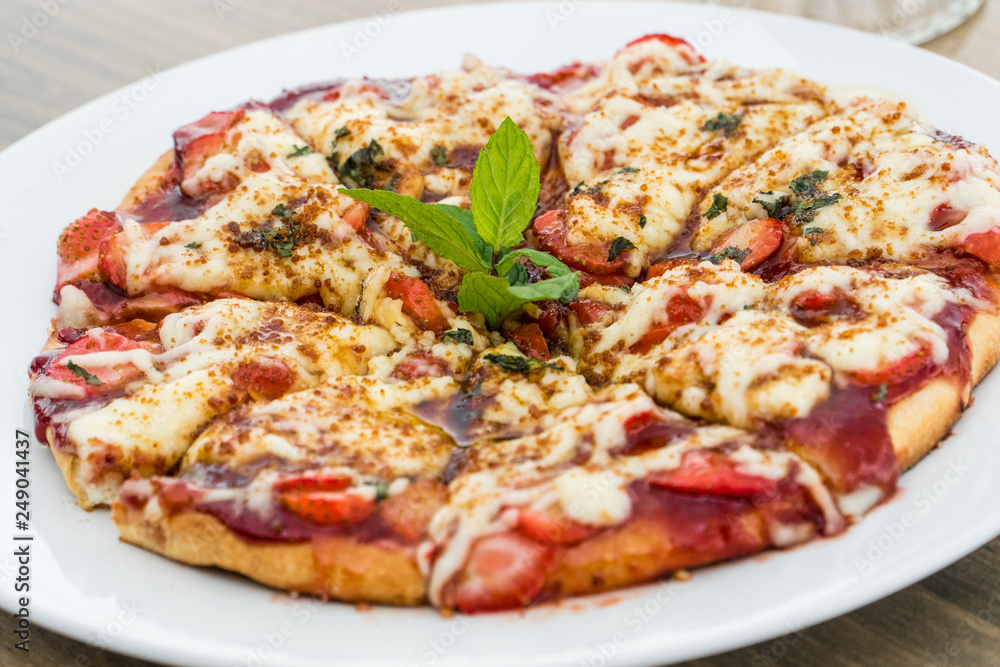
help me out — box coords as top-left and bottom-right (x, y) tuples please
(341, 117), (579, 329)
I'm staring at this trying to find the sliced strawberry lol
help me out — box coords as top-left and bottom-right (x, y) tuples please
(959, 228), (1000, 266)
(42, 330), (156, 395)
(617, 412), (697, 456)
(526, 63), (600, 94)
(928, 204), (967, 232)
(98, 232), (129, 289)
(385, 273), (449, 334)
(173, 109), (246, 198)
(847, 342), (932, 386)
(389, 350), (451, 380)
(568, 299), (613, 325)
(341, 201), (370, 232)
(448, 532), (554, 613)
(275, 473), (353, 494)
(533, 210), (628, 275)
(276, 474), (374, 525)
(56, 209), (122, 292)
(524, 300), (566, 340)
(788, 289), (864, 327)
(508, 323), (550, 361)
(230, 358), (296, 400)
(709, 218), (784, 271)
(516, 507), (595, 544)
(623, 34), (706, 64)
(648, 450), (778, 499)
(630, 292), (704, 354)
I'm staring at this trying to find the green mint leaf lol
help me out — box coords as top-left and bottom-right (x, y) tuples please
(469, 117), (541, 253)
(339, 189), (492, 273)
(495, 248), (575, 280)
(288, 144), (313, 158)
(335, 140), (387, 188)
(483, 353), (530, 373)
(441, 329), (474, 345)
(505, 262), (530, 286)
(458, 272), (578, 329)
(753, 193), (791, 219)
(430, 145), (448, 166)
(701, 112), (745, 138)
(66, 360), (102, 386)
(708, 246), (750, 265)
(704, 193), (728, 220)
(789, 170), (829, 198)
(608, 237), (636, 262)
(638, 213), (647, 228)
(184, 242), (199, 249)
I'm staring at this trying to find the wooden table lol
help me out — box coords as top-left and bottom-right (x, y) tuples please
(3, 1), (1000, 665)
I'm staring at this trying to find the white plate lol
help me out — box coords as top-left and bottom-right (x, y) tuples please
(3, 2), (1000, 666)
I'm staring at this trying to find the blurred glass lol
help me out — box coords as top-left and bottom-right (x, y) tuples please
(693, 0), (985, 43)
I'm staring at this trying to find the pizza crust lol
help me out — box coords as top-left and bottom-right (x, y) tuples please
(111, 502), (427, 606)
(117, 149), (174, 212)
(889, 309), (1000, 471)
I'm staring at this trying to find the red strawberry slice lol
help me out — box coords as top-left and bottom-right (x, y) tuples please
(516, 507), (595, 544)
(508, 323), (551, 361)
(630, 292), (704, 354)
(390, 351), (451, 380)
(960, 228), (1000, 266)
(56, 209), (122, 292)
(173, 109), (246, 198)
(230, 358), (296, 400)
(709, 218), (784, 271)
(341, 201), (370, 232)
(385, 273), (449, 334)
(648, 450), (778, 498)
(568, 299), (613, 325)
(448, 532), (554, 613)
(788, 289), (863, 327)
(533, 210), (628, 275)
(623, 34), (706, 64)
(98, 232), (129, 290)
(526, 63), (600, 94)
(847, 342), (932, 386)
(524, 300), (566, 340)
(42, 330), (156, 396)
(276, 474), (374, 525)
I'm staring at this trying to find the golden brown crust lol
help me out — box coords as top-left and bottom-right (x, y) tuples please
(117, 149), (174, 212)
(111, 502), (427, 606)
(889, 309), (1000, 471)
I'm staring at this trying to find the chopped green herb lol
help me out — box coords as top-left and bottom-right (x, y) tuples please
(272, 203), (294, 218)
(790, 193), (842, 223)
(872, 383), (888, 403)
(638, 213), (647, 229)
(753, 193), (791, 219)
(484, 353), (531, 373)
(371, 480), (390, 503)
(614, 284), (632, 293)
(570, 181), (586, 197)
(66, 360), (101, 386)
(708, 246), (750, 265)
(704, 193), (728, 220)
(801, 227), (824, 235)
(701, 112), (744, 138)
(789, 170), (829, 198)
(288, 144), (314, 158)
(333, 126), (350, 145)
(335, 140), (387, 189)
(430, 145), (448, 167)
(608, 237), (637, 262)
(184, 242), (199, 249)
(441, 329), (474, 346)
(616, 166), (640, 175)
(233, 223), (299, 258)
(383, 174), (398, 192)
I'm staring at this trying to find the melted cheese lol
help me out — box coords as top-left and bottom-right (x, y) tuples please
(693, 98), (1000, 263)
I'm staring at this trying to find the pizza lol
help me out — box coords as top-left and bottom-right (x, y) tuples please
(27, 33), (1000, 614)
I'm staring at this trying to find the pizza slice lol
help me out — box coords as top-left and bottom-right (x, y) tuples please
(575, 260), (1000, 512)
(532, 34), (830, 282)
(30, 298), (398, 509)
(691, 98), (1000, 269)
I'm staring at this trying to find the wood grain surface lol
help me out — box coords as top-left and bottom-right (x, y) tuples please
(3, 1), (1000, 665)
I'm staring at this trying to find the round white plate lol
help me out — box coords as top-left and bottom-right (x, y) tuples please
(3, 2), (1000, 666)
